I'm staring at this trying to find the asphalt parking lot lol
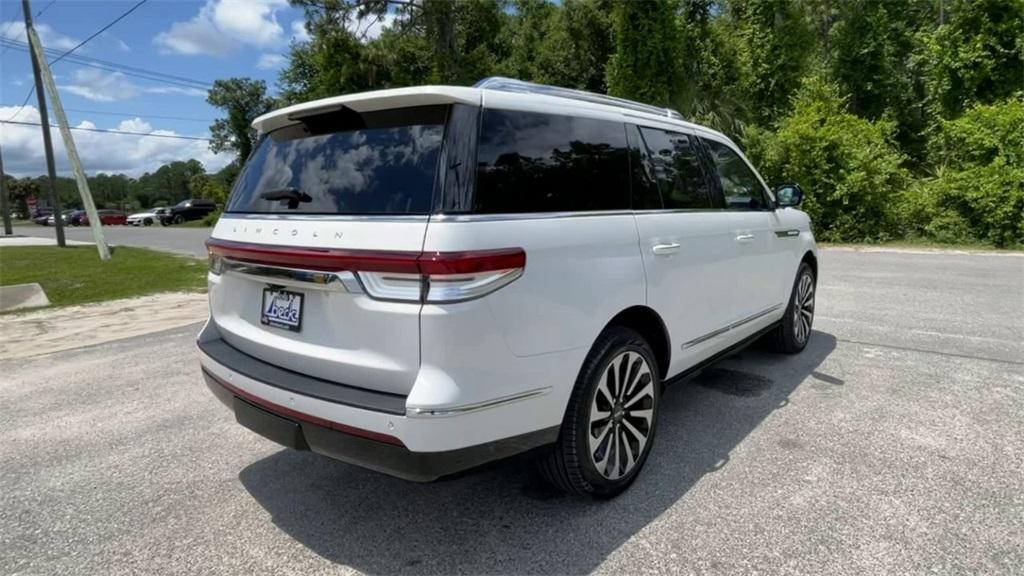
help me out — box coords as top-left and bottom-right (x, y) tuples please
(1, 249), (1022, 575)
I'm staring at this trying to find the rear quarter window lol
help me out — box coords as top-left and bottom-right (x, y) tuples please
(473, 110), (630, 213)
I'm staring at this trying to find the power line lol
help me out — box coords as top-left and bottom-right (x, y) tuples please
(3, 0), (165, 123)
(1, 119), (213, 141)
(49, 0), (146, 65)
(0, 38), (213, 88)
(0, 0), (55, 54)
(62, 108), (215, 123)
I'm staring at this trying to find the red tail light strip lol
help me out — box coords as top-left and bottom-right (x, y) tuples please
(207, 238), (525, 275)
(206, 238), (421, 273)
(205, 369), (406, 447)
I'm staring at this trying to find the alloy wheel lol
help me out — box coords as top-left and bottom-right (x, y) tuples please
(588, 351), (655, 480)
(794, 272), (815, 343)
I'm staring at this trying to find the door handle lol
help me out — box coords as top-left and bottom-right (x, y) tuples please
(652, 243), (681, 255)
(735, 234), (755, 243)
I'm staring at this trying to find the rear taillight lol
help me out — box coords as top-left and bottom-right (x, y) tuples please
(206, 239), (525, 304)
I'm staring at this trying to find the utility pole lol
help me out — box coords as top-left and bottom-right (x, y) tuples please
(0, 144), (12, 235)
(23, 0), (64, 247)
(23, 0), (110, 260)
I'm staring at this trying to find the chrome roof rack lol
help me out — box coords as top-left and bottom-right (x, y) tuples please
(474, 77), (685, 121)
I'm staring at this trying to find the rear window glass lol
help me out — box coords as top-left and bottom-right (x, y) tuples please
(473, 110), (629, 213)
(226, 106), (446, 215)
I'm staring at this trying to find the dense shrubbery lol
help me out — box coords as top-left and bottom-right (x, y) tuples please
(899, 98), (1024, 247)
(747, 83), (1022, 247)
(744, 77), (910, 242)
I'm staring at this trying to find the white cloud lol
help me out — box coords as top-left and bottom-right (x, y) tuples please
(154, 0), (288, 56)
(60, 69), (207, 102)
(0, 20), (80, 51)
(256, 52), (287, 70)
(63, 69), (139, 102)
(144, 86), (208, 98)
(0, 105), (231, 177)
(290, 19), (310, 43)
(102, 32), (132, 52)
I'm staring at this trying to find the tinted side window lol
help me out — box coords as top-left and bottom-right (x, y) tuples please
(701, 138), (769, 210)
(638, 127), (711, 209)
(626, 124), (661, 210)
(474, 110), (629, 213)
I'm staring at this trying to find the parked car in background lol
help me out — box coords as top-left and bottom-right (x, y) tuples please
(32, 208), (54, 225)
(80, 210), (127, 226)
(127, 208), (165, 226)
(45, 210), (84, 226)
(160, 199), (217, 225)
(199, 78), (818, 498)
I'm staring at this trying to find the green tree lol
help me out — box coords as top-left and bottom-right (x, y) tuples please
(728, 0), (816, 125)
(533, 0), (613, 92)
(918, 0), (1024, 119)
(207, 78), (276, 162)
(606, 0), (680, 106)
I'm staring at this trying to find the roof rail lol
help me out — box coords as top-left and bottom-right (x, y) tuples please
(474, 77), (684, 121)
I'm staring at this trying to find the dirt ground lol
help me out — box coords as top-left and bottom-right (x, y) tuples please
(0, 292), (208, 360)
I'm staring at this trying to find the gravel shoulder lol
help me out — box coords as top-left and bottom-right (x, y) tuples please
(0, 292), (208, 360)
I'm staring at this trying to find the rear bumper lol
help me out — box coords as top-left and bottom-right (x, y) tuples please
(203, 368), (556, 481)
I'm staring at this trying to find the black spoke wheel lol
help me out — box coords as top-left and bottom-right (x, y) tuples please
(538, 326), (661, 498)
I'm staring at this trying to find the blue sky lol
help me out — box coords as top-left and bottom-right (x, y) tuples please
(0, 0), (343, 177)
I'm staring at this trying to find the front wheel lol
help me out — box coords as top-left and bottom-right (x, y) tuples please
(770, 262), (816, 353)
(538, 326), (661, 498)
(172, 214), (185, 225)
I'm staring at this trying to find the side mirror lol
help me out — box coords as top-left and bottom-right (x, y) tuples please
(774, 183), (804, 208)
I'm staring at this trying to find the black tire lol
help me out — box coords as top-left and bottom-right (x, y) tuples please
(538, 326), (661, 498)
(173, 214), (185, 225)
(143, 218), (152, 226)
(770, 262), (816, 354)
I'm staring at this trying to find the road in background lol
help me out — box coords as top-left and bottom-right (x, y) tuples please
(11, 224), (210, 258)
(1, 250), (1022, 575)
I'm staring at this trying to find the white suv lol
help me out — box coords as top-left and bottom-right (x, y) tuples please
(198, 78), (817, 498)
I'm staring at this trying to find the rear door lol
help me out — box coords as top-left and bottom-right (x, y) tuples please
(628, 124), (739, 374)
(207, 105), (449, 396)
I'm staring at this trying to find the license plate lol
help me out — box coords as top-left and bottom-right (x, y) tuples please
(261, 288), (303, 332)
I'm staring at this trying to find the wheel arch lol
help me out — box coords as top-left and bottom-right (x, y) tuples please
(602, 306), (671, 379)
(801, 250), (817, 278)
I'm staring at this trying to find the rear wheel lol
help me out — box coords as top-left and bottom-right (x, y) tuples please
(538, 326), (660, 498)
(770, 262), (815, 353)
(143, 218), (152, 226)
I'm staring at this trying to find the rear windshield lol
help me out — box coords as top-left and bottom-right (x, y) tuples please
(226, 106), (446, 215)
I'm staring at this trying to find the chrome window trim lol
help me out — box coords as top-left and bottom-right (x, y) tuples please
(406, 386), (552, 417)
(220, 213), (430, 222)
(431, 210), (634, 222)
(681, 303), (784, 350)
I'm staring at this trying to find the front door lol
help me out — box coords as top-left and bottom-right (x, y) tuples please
(700, 136), (785, 327)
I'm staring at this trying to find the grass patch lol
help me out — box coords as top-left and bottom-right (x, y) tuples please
(1, 245), (207, 309)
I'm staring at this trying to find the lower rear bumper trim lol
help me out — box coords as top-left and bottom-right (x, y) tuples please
(204, 370), (559, 482)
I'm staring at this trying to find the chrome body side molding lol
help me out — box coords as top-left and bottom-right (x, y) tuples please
(681, 303), (784, 350)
